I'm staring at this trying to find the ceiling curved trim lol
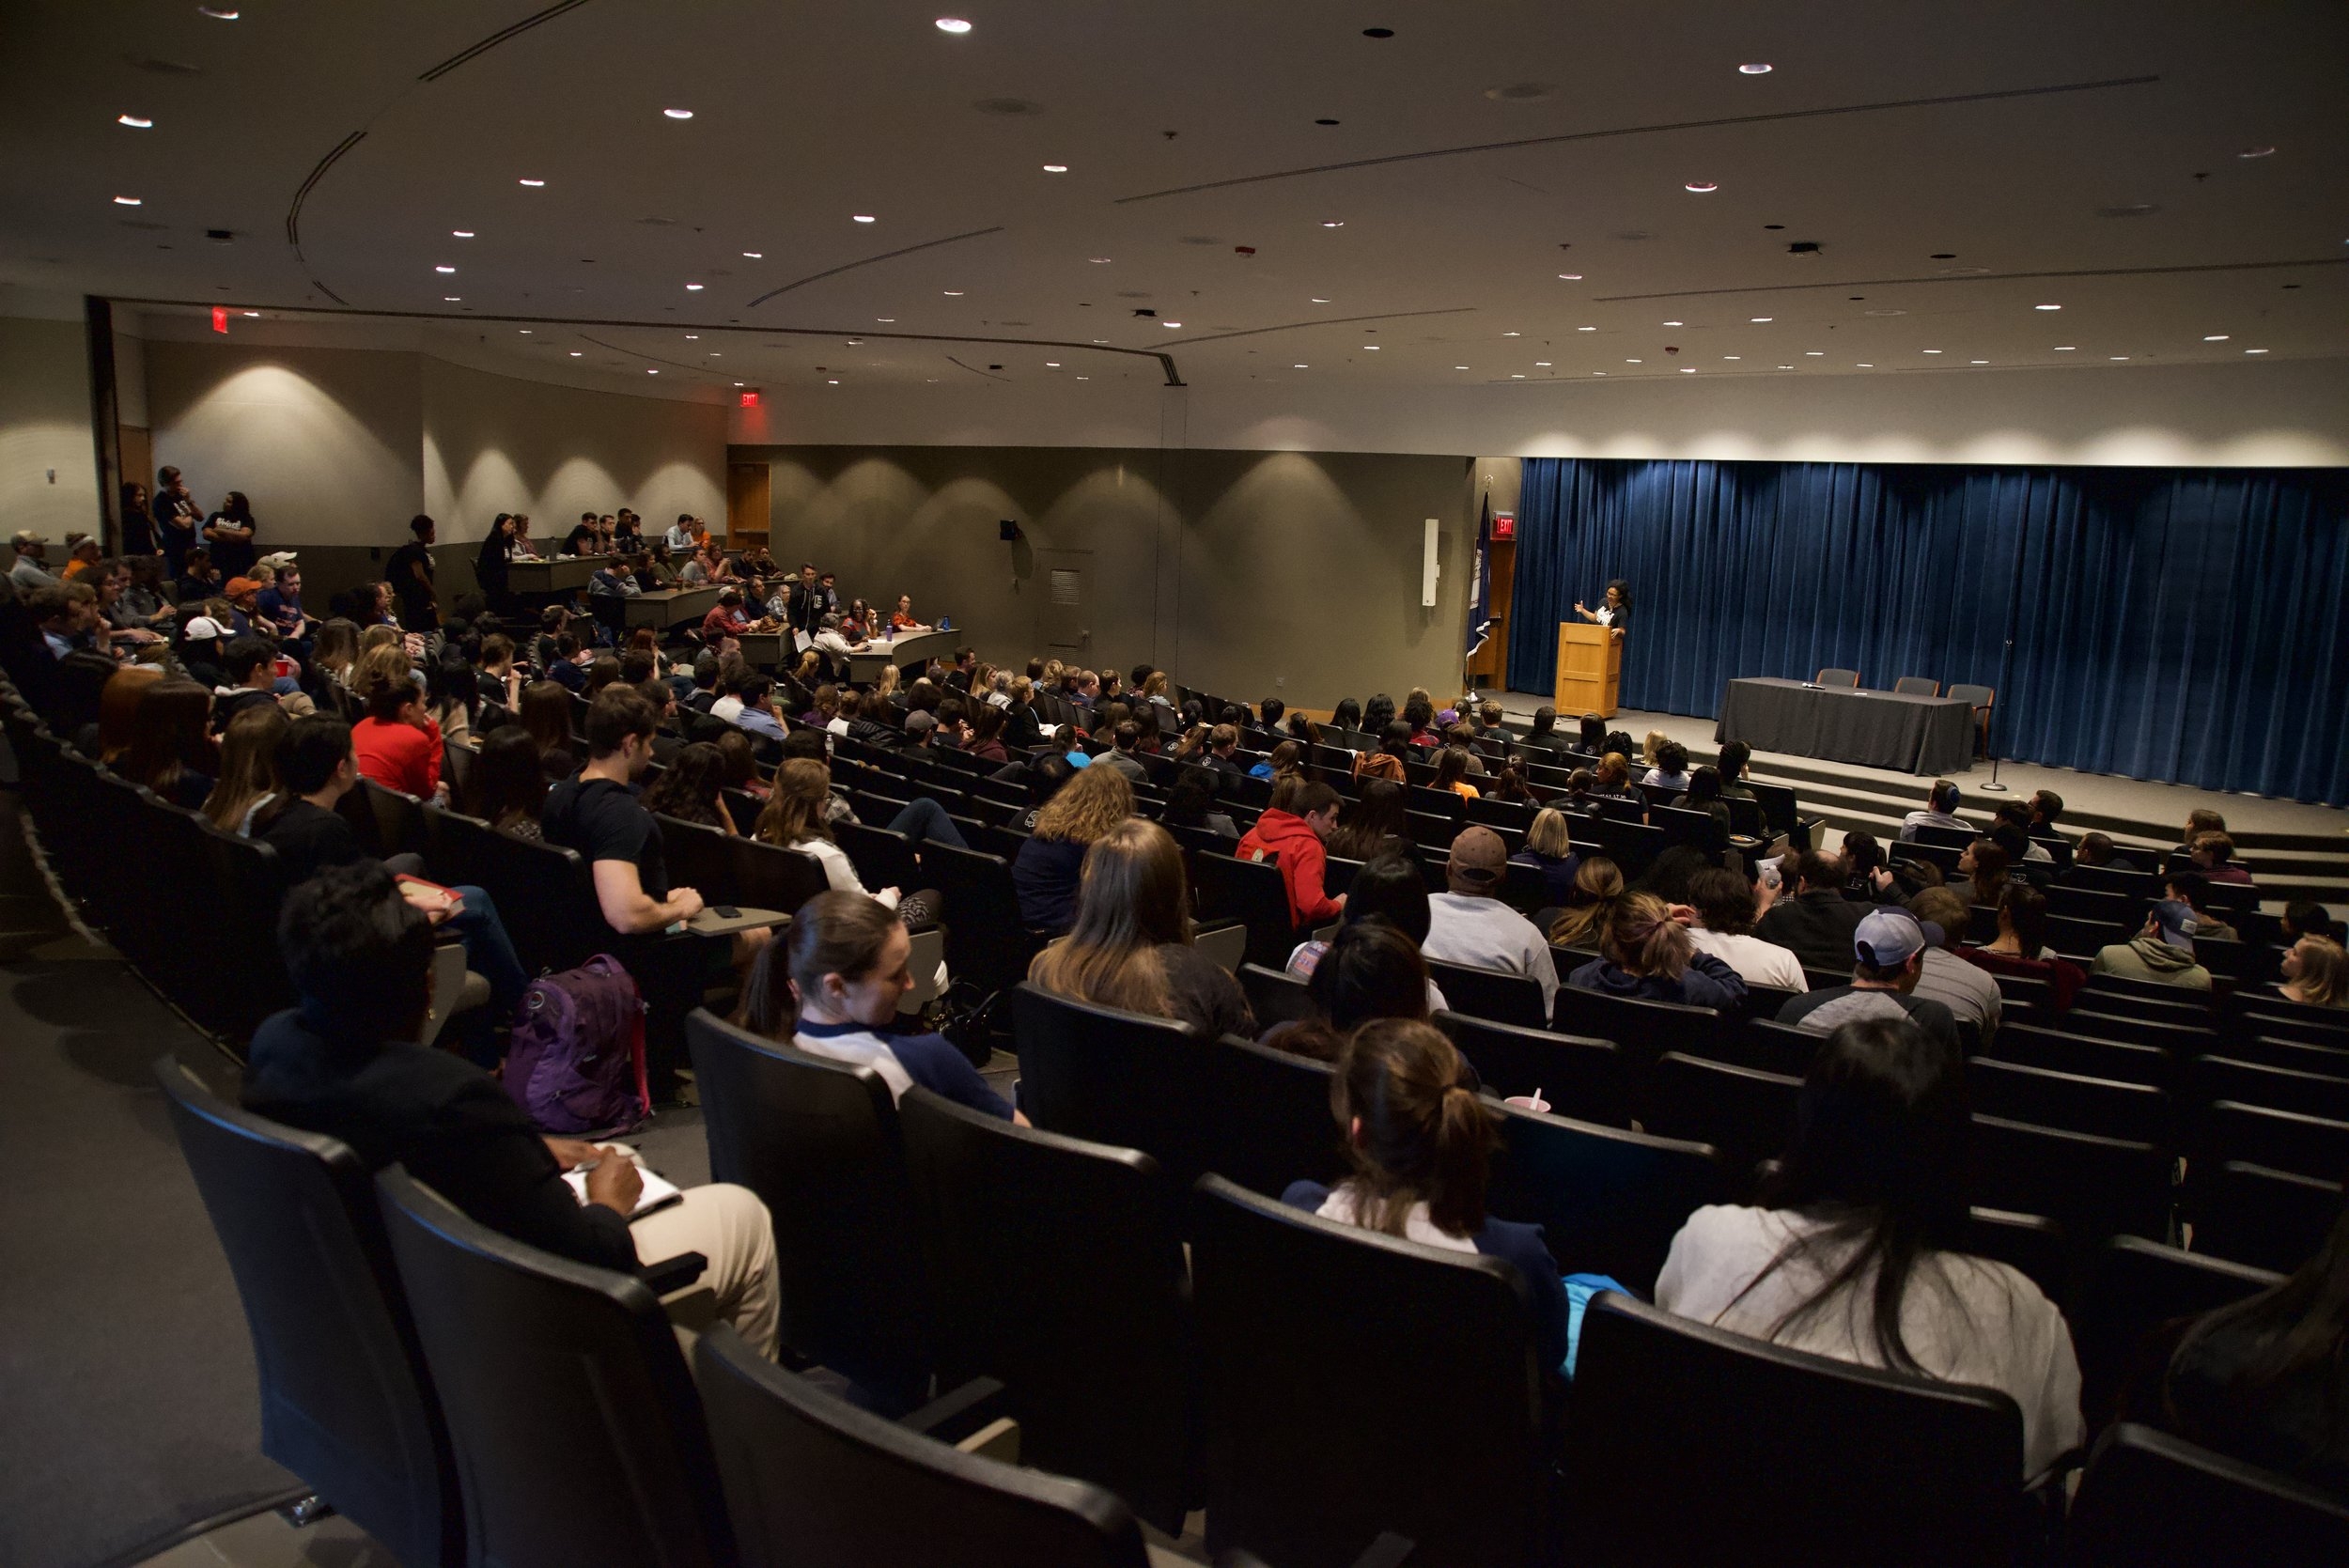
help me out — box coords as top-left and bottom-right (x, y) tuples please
(417, 0), (596, 83)
(1595, 254), (2349, 303)
(105, 297), (1189, 385)
(1175, 305), (1477, 346)
(1112, 75), (2163, 205)
(945, 356), (1014, 382)
(285, 128), (367, 303)
(744, 226), (1009, 307)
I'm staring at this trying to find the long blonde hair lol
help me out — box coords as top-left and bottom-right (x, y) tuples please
(1602, 893), (1692, 981)
(2284, 938), (2347, 1008)
(1031, 761), (1133, 844)
(1027, 819), (1190, 1017)
(1548, 856), (1626, 949)
(202, 703), (288, 831)
(311, 618), (360, 684)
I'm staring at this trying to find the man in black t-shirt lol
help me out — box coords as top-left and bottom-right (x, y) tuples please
(563, 512), (599, 557)
(384, 514), (439, 631)
(541, 686), (704, 936)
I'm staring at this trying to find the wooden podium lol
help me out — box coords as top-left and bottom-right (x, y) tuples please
(1555, 622), (1621, 718)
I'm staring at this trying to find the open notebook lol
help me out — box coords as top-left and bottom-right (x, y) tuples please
(561, 1144), (684, 1220)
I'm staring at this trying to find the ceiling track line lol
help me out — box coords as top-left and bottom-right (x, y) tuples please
(1112, 75), (2162, 204)
(573, 333), (712, 373)
(945, 357), (1014, 381)
(103, 298), (1188, 386)
(417, 0), (595, 82)
(285, 129), (367, 251)
(744, 226), (1008, 306)
(1175, 305), (1478, 346)
(1595, 254), (2349, 303)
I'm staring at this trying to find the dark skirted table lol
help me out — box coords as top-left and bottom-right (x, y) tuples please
(1714, 677), (1977, 775)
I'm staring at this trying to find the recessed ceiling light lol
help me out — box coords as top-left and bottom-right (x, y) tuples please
(1534, 361), (1552, 366)
(1362, 344), (1378, 349)
(1092, 338), (1107, 344)
(877, 317), (894, 322)
(569, 350), (582, 356)
(685, 334), (698, 340)
(935, 17), (972, 33)
(1750, 316), (1772, 323)
(827, 378), (841, 384)
(942, 289), (963, 296)
(1042, 163), (1068, 173)
(1804, 350), (1824, 356)
(852, 214), (876, 224)
(1738, 63), (1773, 74)
(1090, 256), (1112, 263)
(1320, 220), (1345, 227)
(733, 381), (744, 387)
(197, 6), (238, 16)
(741, 251), (762, 258)
(519, 329), (531, 334)
(1626, 358), (1642, 364)
(1045, 361), (1061, 367)
(1512, 374), (1526, 380)
(241, 310), (257, 317)
(663, 108), (693, 120)
(1662, 319), (1683, 327)
(1777, 364), (1794, 369)
(1164, 320), (1182, 328)
(709, 352), (721, 357)
(2053, 346), (2076, 351)
(434, 265), (456, 273)
(1684, 181), (1719, 193)
(1593, 371), (1607, 377)
(2202, 334), (2230, 341)
(1502, 331), (1521, 337)
(1298, 364), (1312, 369)
(1558, 272), (1582, 280)
(2034, 303), (2061, 311)
(2237, 146), (2275, 159)
(1454, 365), (1470, 370)
(685, 282), (704, 290)
(117, 114), (153, 129)
(112, 195), (141, 205)
(2109, 355), (2130, 361)
(1922, 349), (1942, 354)
(1722, 355), (1739, 361)
(647, 369), (659, 375)
(1680, 366), (1696, 372)
(2245, 348), (2269, 353)
(443, 296), (460, 302)
(1856, 363), (1874, 368)
(1970, 359), (1988, 365)
(1310, 297), (1331, 303)
(452, 229), (474, 239)
(518, 178), (544, 187)
(1075, 376), (1089, 380)
(1577, 325), (1596, 332)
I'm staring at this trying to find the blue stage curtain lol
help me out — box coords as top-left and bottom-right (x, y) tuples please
(1507, 458), (2349, 805)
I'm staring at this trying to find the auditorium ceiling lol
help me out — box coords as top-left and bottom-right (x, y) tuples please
(3, 0), (2343, 399)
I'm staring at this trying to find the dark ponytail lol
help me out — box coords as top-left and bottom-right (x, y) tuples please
(1332, 1018), (1496, 1240)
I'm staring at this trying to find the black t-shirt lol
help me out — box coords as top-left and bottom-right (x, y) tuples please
(385, 541), (436, 622)
(542, 775), (666, 900)
(260, 799), (367, 885)
(564, 524), (598, 556)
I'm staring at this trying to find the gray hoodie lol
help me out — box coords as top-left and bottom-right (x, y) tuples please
(2090, 936), (2212, 990)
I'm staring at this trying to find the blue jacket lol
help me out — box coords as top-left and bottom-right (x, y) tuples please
(1565, 950), (1747, 1010)
(1283, 1180), (1571, 1372)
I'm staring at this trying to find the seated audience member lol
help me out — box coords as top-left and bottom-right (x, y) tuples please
(1283, 1019), (1574, 1372)
(1352, 722), (1411, 784)
(1994, 802), (2055, 866)
(1590, 751), (1642, 807)
(202, 704), (290, 834)
(2279, 901), (2340, 948)
(962, 701), (1010, 763)
(641, 741), (739, 834)
(755, 759), (936, 924)
(1027, 818), (1254, 1040)
(517, 679), (579, 784)
(470, 728), (548, 841)
(1285, 849), (1452, 1015)
(1989, 820), (2052, 888)
(1756, 851), (1870, 974)
(1487, 762), (1537, 806)
(2092, 901), (2214, 991)
(2155, 1191), (2349, 1494)
(1775, 908), (1962, 1056)
(241, 862), (779, 1354)
(1432, 744), (1481, 800)
(542, 687), (707, 938)
(1960, 885), (2088, 1012)
(2276, 937), (2348, 1010)
(1326, 777), (1410, 863)
(1566, 893), (1747, 1010)
(1899, 779), (1968, 842)
(1423, 827), (1558, 1014)
(1509, 808), (1583, 908)
(1272, 920), (1443, 1063)
(1097, 721), (1147, 781)
(349, 646), (444, 801)
(700, 586), (753, 644)
(210, 635), (286, 729)
(545, 633), (589, 692)
(1013, 759), (1134, 935)
(2174, 807), (2228, 861)
(2165, 869), (2237, 942)
(2070, 831), (2139, 873)
(732, 675), (788, 743)
(1250, 737), (1303, 784)
(1947, 838), (2012, 911)
(425, 654), (479, 750)
(1236, 779), (1347, 932)
(1516, 705), (1565, 757)
(120, 677), (218, 811)
(1641, 739), (1691, 793)
(1161, 764), (1242, 839)
(1548, 855), (1628, 954)
(1657, 1016), (2083, 1478)
(2189, 831), (2255, 887)
(1685, 866), (1808, 992)
(2027, 789), (2068, 855)
(1904, 887), (2002, 1044)
(1715, 738), (1756, 801)
(739, 893), (1015, 1121)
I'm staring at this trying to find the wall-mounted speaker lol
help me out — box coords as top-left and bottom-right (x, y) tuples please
(1422, 518), (1440, 608)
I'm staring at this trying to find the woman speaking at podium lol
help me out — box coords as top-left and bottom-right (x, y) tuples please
(1573, 579), (1630, 639)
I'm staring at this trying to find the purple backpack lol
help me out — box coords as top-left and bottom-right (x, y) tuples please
(504, 955), (650, 1134)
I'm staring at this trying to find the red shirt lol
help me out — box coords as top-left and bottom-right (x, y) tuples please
(351, 714), (443, 799)
(701, 605), (751, 641)
(1236, 808), (1342, 927)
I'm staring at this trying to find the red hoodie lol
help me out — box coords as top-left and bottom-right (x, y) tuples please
(1236, 808), (1342, 927)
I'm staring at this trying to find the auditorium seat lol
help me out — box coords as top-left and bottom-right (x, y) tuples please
(896, 1089), (1193, 1529)
(156, 1060), (461, 1568)
(1484, 1098), (1725, 1291)
(1717, 1016), (1818, 1076)
(2203, 1099), (2349, 1185)
(1945, 684), (1996, 757)
(1200, 1032), (1347, 1196)
(1423, 958), (1548, 1029)
(1968, 1114), (2172, 1254)
(833, 817), (921, 893)
(423, 808), (606, 979)
(2070, 1236), (2281, 1441)
(1550, 986), (1723, 1072)
(1965, 1057), (2171, 1145)
(2067, 1422), (2349, 1568)
(2065, 1008), (2218, 1056)
(1565, 1293), (2026, 1567)
(1237, 961), (1315, 1028)
(2186, 1161), (2343, 1273)
(1892, 675), (1939, 696)
(1433, 1012), (1628, 1126)
(2072, 986), (2214, 1027)
(684, 1010), (934, 1405)
(2187, 1054), (2349, 1125)
(693, 1323), (1151, 1568)
(1645, 1052), (1801, 1179)
(377, 1167), (736, 1568)
(1815, 667), (1861, 688)
(1011, 984), (1219, 1190)
(1960, 1208), (2069, 1308)
(2220, 1031), (2349, 1079)
(1997, 1019), (2176, 1089)
(1190, 850), (1302, 969)
(1190, 1174), (1548, 1568)
(925, 842), (1049, 998)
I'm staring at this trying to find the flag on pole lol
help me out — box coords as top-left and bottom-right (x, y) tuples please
(1465, 492), (1494, 661)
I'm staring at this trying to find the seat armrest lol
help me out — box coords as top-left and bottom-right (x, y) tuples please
(638, 1250), (707, 1296)
(897, 1374), (1008, 1446)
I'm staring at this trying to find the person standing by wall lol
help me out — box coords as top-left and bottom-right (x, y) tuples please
(385, 515), (440, 633)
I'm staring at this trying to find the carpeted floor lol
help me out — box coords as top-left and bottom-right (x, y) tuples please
(0, 796), (299, 1568)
